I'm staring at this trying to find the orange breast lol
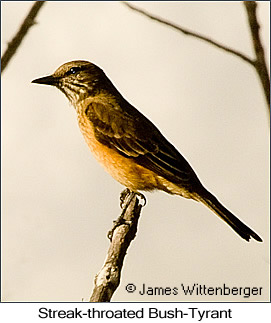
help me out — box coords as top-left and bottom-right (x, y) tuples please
(77, 111), (161, 191)
(75, 103), (192, 198)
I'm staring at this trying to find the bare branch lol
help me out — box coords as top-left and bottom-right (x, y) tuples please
(90, 191), (145, 302)
(244, 1), (270, 113)
(122, 1), (255, 66)
(1, 1), (46, 73)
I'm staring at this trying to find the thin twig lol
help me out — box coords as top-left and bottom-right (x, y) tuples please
(122, 1), (255, 66)
(1, 1), (46, 73)
(90, 191), (145, 302)
(244, 1), (270, 113)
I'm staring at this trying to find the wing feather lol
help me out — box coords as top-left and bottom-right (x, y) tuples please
(85, 101), (197, 184)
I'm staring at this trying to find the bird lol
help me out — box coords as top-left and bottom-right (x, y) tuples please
(32, 60), (262, 242)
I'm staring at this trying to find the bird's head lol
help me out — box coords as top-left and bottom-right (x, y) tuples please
(32, 60), (106, 105)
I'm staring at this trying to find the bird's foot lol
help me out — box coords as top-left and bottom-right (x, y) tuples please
(135, 192), (147, 207)
(119, 188), (146, 208)
(120, 188), (131, 209)
(107, 189), (146, 241)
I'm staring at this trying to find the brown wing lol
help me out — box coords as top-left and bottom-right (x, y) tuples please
(85, 101), (199, 185)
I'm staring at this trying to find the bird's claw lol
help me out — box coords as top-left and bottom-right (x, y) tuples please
(135, 192), (146, 207)
(120, 188), (131, 208)
(120, 188), (146, 208)
(108, 189), (146, 241)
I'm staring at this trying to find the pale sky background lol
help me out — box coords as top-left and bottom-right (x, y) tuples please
(1, 1), (270, 302)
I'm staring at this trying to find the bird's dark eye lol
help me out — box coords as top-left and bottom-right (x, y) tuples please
(66, 67), (81, 76)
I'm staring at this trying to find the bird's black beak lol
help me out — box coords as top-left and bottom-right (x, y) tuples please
(32, 75), (58, 86)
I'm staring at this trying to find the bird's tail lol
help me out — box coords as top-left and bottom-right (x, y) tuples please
(194, 189), (262, 242)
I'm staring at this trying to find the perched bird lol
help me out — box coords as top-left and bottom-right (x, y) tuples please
(32, 60), (262, 242)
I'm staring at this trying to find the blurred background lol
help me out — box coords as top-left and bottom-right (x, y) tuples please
(1, 1), (269, 302)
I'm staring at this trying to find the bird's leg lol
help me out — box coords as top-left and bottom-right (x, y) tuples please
(120, 188), (146, 208)
(107, 189), (134, 241)
(119, 187), (131, 209)
(107, 189), (146, 241)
